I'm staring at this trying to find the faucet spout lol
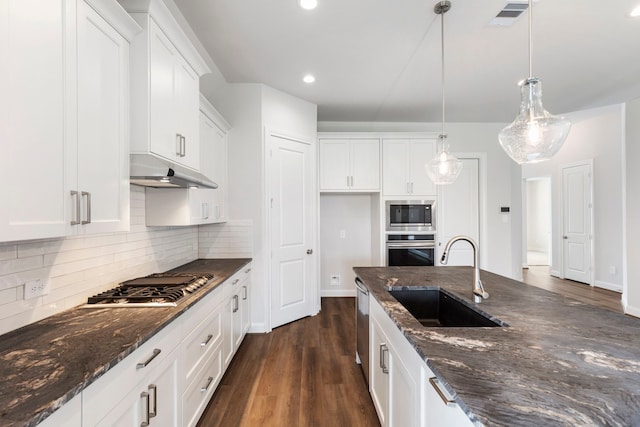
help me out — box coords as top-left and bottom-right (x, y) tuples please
(440, 235), (489, 303)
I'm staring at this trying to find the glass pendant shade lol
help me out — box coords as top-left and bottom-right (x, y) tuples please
(426, 135), (463, 185)
(499, 82), (571, 165)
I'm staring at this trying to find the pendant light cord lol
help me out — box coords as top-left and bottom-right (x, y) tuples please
(441, 5), (446, 137)
(528, 0), (533, 78)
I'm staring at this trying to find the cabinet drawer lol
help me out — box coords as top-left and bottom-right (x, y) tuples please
(184, 300), (224, 383)
(182, 283), (226, 333)
(183, 341), (224, 427)
(82, 318), (182, 426)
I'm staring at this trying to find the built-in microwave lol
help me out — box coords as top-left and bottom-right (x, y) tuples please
(385, 200), (435, 232)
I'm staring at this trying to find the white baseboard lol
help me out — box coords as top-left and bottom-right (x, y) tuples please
(248, 322), (268, 333)
(550, 270), (562, 278)
(594, 280), (622, 293)
(624, 304), (640, 319)
(321, 288), (356, 297)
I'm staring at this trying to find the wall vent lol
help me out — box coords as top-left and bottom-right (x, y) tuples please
(489, 1), (532, 27)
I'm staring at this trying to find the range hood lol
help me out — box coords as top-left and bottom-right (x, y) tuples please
(130, 154), (218, 189)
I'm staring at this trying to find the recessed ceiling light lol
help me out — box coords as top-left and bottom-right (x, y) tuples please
(303, 74), (316, 84)
(631, 5), (640, 17)
(298, 0), (318, 10)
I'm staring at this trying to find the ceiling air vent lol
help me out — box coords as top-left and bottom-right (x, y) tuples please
(488, 1), (532, 27)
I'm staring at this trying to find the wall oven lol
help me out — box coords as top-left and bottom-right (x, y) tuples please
(386, 234), (435, 266)
(386, 200), (435, 232)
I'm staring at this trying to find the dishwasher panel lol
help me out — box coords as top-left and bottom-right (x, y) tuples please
(355, 277), (369, 384)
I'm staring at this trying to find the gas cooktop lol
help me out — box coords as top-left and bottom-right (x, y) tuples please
(84, 272), (214, 307)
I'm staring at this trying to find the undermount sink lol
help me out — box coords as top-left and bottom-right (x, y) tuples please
(388, 288), (505, 327)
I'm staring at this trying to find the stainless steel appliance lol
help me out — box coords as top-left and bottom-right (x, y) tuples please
(355, 277), (369, 384)
(386, 233), (436, 266)
(386, 200), (435, 232)
(84, 272), (214, 307)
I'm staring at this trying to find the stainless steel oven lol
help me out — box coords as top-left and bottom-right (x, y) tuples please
(386, 200), (435, 232)
(386, 234), (436, 266)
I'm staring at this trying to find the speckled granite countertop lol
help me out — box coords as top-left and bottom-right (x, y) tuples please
(0, 258), (251, 427)
(354, 266), (640, 427)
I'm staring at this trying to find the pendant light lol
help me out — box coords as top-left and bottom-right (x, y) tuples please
(426, 1), (462, 185)
(498, 0), (571, 164)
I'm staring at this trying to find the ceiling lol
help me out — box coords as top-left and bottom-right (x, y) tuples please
(172, 0), (640, 122)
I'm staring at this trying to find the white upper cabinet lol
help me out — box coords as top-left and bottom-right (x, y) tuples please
(1, 0), (73, 241)
(319, 138), (380, 192)
(122, 0), (211, 171)
(76, 0), (139, 234)
(383, 139), (436, 198)
(0, 0), (138, 242)
(199, 95), (231, 223)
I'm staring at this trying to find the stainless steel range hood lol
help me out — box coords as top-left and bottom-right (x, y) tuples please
(130, 154), (218, 189)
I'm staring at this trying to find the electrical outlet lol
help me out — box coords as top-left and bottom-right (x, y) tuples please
(330, 275), (340, 285)
(339, 230), (346, 239)
(24, 279), (50, 300)
(609, 266), (616, 275)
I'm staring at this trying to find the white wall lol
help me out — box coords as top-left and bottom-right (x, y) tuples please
(318, 121), (518, 279)
(526, 179), (551, 254)
(522, 104), (624, 291)
(625, 98), (640, 316)
(320, 195), (377, 296)
(222, 84), (317, 332)
(0, 186), (199, 335)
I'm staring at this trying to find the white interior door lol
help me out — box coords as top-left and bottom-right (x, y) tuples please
(269, 132), (316, 329)
(562, 162), (592, 284)
(437, 158), (480, 266)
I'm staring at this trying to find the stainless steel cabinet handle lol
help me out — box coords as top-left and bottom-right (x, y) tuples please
(244, 268), (252, 274)
(242, 285), (248, 300)
(202, 202), (209, 219)
(181, 135), (186, 157)
(136, 348), (161, 369)
(406, 182), (411, 194)
(201, 334), (214, 347)
(176, 133), (182, 156)
(232, 279), (240, 285)
(148, 384), (157, 418)
(140, 391), (150, 427)
(379, 343), (389, 374)
(429, 377), (456, 406)
(70, 191), (80, 225)
(233, 295), (239, 313)
(410, 182), (414, 193)
(201, 376), (214, 392)
(81, 191), (91, 224)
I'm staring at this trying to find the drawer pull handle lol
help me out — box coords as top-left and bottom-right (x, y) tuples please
(379, 344), (389, 374)
(242, 285), (248, 300)
(201, 376), (214, 392)
(148, 384), (157, 418)
(140, 391), (150, 427)
(429, 377), (456, 406)
(244, 268), (252, 273)
(233, 295), (239, 313)
(232, 279), (240, 285)
(136, 348), (161, 369)
(201, 334), (214, 347)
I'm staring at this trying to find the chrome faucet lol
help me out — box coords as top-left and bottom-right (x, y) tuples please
(440, 235), (489, 303)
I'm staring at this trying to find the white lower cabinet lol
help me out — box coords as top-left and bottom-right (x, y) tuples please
(369, 297), (473, 427)
(37, 394), (81, 427)
(76, 262), (252, 427)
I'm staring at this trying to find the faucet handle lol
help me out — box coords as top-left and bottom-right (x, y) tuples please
(474, 279), (489, 299)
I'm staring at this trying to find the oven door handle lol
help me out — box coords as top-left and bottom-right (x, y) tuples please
(386, 242), (435, 248)
(355, 278), (368, 294)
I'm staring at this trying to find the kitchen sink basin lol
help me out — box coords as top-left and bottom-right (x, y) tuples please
(388, 288), (505, 327)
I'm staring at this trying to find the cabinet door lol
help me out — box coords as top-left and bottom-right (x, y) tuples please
(370, 315), (390, 426)
(241, 279), (250, 335)
(199, 112), (227, 222)
(37, 394), (81, 427)
(423, 366), (474, 427)
(1, 0), (72, 241)
(319, 139), (350, 190)
(382, 140), (410, 196)
(77, 0), (130, 234)
(409, 139), (436, 196)
(222, 291), (235, 367)
(350, 139), (380, 191)
(388, 344), (420, 427)
(149, 20), (178, 163)
(174, 55), (200, 170)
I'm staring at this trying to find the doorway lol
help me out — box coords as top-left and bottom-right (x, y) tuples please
(524, 177), (552, 267)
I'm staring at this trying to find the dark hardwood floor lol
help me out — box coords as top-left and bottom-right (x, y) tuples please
(197, 297), (380, 427)
(522, 265), (623, 313)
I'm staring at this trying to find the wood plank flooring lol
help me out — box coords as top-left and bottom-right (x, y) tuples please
(521, 266), (623, 313)
(197, 297), (380, 427)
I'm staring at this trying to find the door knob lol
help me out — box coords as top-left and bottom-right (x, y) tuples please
(306, 249), (313, 255)
(563, 236), (568, 239)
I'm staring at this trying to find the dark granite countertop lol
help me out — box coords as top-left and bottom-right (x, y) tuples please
(354, 266), (640, 427)
(0, 258), (251, 427)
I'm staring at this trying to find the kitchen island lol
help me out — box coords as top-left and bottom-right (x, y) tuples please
(0, 258), (251, 427)
(355, 266), (640, 426)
